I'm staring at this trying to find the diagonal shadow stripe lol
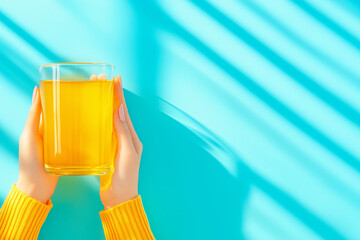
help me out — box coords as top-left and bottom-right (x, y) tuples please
(0, 39), (37, 71)
(0, 126), (18, 159)
(152, 5), (360, 173)
(191, 1), (360, 129)
(160, 99), (346, 239)
(329, 0), (360, 19)
(0, 40), (37, 80)
(248, 166), (346, 240)
(291, 0), (360, 52)
(241, 0), (360, 88)
(201, 129), (346, 239)
(161, 67), (360, 202)
(0, 53), (36, 95)
(0, 53), (36, 92)
(0, 11), (67, 62)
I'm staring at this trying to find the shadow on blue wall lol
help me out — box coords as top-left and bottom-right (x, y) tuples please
(0, 11), (67, 98)
(142, 3), (360, 176)
(126, 91), (249, 239)
(126, 91), (346, 240)
(0, 126), (18, 159)
(0, 11), (67, 63)
(240, 0), (360, 87)
(191, 1), (360, 129)
(0, 41), (36, 96)
(291, 0), (360, 51)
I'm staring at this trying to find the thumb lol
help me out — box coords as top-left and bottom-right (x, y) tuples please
(100, 104), (135, 191)
(24, 87), (42, 134)
(114, 104), (135, 154)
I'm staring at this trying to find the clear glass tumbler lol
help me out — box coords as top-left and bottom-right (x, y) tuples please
(39, 63), (114, 175)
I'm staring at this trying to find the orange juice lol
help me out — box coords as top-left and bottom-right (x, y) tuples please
(40, 79), (113, 175)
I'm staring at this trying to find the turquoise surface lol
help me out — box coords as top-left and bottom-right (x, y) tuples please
(0, 0), (360, 239)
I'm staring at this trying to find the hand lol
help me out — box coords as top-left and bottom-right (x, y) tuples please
(16, 87), (59, 204)
(100, 75), (143, 210)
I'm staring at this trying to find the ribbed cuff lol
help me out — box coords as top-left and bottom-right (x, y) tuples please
(100, 195), (155, 240)
(0, 184), (52, 240)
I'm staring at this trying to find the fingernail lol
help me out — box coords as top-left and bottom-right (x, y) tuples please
(119, 104), (125, 122)
(32, 86), (37, 103)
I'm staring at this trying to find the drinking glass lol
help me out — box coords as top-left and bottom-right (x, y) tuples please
(39, 63), (114, 175)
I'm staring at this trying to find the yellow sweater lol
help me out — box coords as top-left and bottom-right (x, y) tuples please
(0, 185), (155, 240)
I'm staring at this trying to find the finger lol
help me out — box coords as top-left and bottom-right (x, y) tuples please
(114, 75), (143, 154)
(113, 104), (135, 153)
(90, 74), (98, 80)
(24, 87), (42, 134)
(98, 73), (106, 80)
(112, 105), (137, 176)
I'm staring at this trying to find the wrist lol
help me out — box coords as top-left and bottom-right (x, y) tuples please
(16, 179), (50, 204)
(101, 191), (139, 210)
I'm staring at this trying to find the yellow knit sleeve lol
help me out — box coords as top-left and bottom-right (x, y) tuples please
(0, 184), (52, 240)
(100, 195), (155, 240)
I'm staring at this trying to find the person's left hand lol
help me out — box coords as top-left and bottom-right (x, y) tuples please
(16, 86), (59, 204)
(100, 75), (143, 210)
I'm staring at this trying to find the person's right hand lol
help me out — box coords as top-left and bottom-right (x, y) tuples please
(100, 75), (143, 210)
(16, 86), (59, 204)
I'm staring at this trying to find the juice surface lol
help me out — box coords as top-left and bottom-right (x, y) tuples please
(39, 79), (113, 175)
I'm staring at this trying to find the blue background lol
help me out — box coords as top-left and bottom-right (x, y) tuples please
(1, 0), (360, 239)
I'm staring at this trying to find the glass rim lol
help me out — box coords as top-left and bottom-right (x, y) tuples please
(40, 62), (114, 67)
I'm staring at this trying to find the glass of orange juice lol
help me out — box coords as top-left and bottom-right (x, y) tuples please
(39, 63), (114, 175)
